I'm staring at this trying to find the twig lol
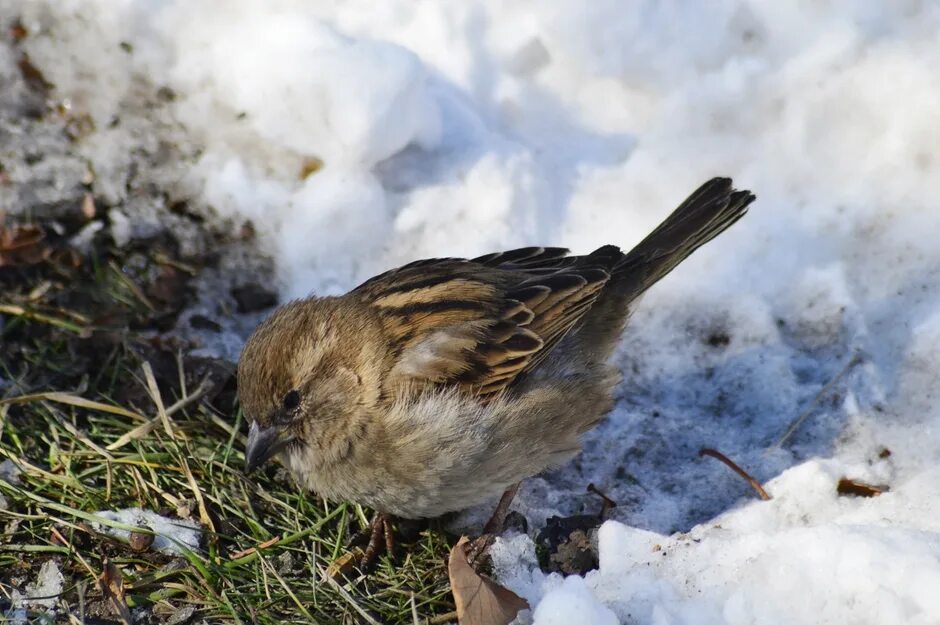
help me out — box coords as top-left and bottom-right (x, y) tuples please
(587, 483), (617, 518)
(769, 351), (863, 451)
(228, 537), (280, 560)
(699, 448), (771, 501)
(423, 611), (459, 625)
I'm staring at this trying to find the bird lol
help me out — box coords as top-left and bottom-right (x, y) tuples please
(237, 177), (755, 565)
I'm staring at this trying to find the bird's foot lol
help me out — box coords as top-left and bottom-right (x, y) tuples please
(359, 512), (396, 569)
(466, 482), (521, 569)
(465, 532), (495, 568)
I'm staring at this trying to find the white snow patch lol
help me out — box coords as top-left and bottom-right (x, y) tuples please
(497, 461), (940, 624)
(25, 560), (63, 609)
(93, 508), (201, 555)
(6, 560), (64, 621)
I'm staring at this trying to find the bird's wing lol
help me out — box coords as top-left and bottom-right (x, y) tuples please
(353, 250), (616, 399)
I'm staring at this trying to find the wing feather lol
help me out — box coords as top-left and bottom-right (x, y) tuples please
(355, 249), (621, 398)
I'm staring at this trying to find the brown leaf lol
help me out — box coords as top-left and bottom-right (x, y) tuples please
(11, 19), (28, 43)
(98, 558), (133, 625)
(325, 548), (363, 580)
(837, 477), (887, 498)
(0, 223), (52, 267)
(448, 536), (528, 625)
(17, 52), (53, 94)
(299, 156), (324, 180)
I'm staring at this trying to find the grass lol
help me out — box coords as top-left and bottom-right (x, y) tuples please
(0, 222), (458, 624)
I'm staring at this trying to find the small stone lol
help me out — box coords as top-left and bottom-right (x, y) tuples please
(189, 314), (222, 333)
(231, 283), (277, 313)
(81, 192), (96, 219)
(166, 604), (196, 625)
(503, 510), (528, 534)
(129, 526), (155, 552)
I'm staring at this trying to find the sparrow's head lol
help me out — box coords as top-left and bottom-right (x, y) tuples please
(237, 297), (385, 473)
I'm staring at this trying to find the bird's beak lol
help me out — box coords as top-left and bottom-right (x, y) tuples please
(245, 421), (293, 474)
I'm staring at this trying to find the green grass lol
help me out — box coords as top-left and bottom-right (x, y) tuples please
(0, 226), (458, 624)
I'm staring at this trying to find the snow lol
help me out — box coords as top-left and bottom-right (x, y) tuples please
(5, 559), (64, 622)
(494, 460), (940, 624)
(93, 508), (201, 555)
(22, 560), (63, 610)
(5, 1), (940, 623)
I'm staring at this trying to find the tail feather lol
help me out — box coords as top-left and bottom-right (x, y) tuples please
(559, 177), (754, 364)
(612, 177), (754, 302)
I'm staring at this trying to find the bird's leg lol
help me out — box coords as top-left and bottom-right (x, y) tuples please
(383, 515), (396, 556)
(360, 512), (395, 568)
(467, 482), (520, 567)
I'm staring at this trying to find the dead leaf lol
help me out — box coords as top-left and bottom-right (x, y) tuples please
(325, 548), (364, 580)
(837, 477), (887, 498)
(299, 156), (324, 180)
(448, 536), (528, 625)
(99, 558), (133, 625)
(0, 223), (52, 266)
(17, 52), (53, 94)
(10, 19), (28, 43)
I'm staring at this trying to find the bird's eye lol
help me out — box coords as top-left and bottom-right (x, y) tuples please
(282, 389), (301, 411)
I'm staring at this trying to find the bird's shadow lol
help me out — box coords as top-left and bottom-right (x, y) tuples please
(521, 297), (883, 535)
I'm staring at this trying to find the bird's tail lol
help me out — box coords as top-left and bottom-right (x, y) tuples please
(570, 177), (755, 361)
(612, 177), (754, 302)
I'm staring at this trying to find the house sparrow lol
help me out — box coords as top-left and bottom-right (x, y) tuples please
(238, 177), (754, 563)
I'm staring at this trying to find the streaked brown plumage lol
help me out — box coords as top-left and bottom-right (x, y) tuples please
(238, 178), (754, 542)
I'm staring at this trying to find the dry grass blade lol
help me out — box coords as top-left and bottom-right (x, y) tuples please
(228, 537), (280, 561)
(770, 351), (863, 451)
(108, 259), (156, 311)
(0, 391), (148, 421)
(106, 378), (214, 451)
(106, 417), (161, 451)
(0, 303), (88, 334)
(423, 611), (460, 625)
(142, 361), (175, 438)
(141, 362), (215, 533)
